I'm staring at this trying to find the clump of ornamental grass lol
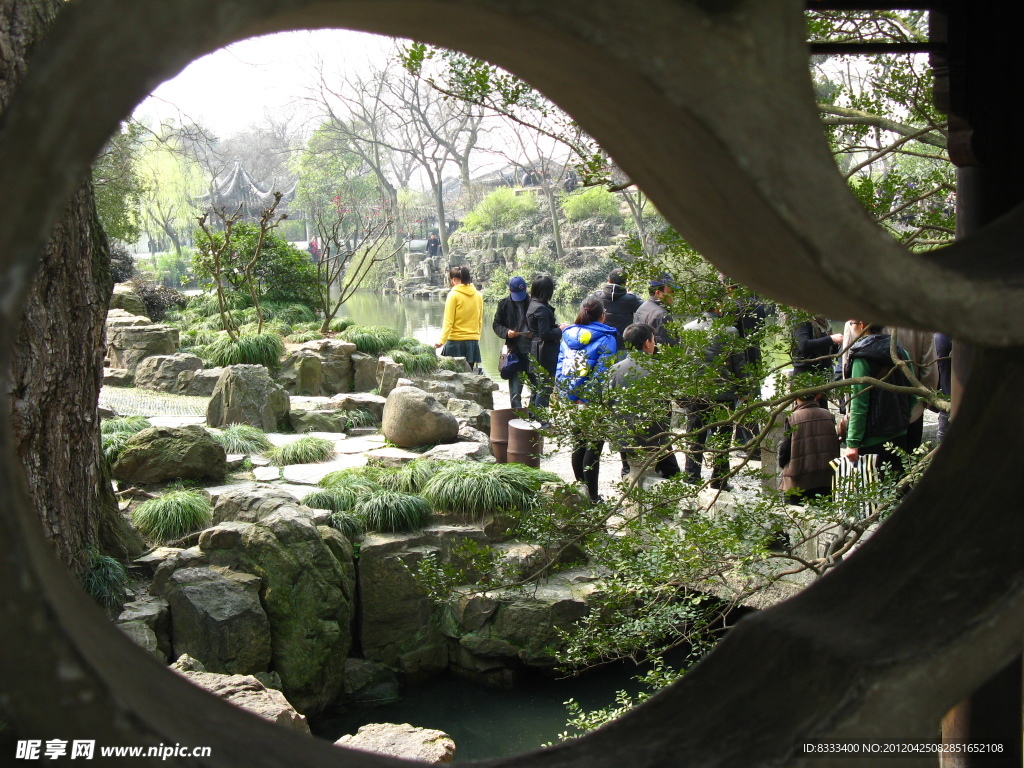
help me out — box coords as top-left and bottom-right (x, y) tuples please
(131, 489), (212, 541)
(343, 409), (378, 429)
(263, 302), (317, 325)
(329, 511), (366, 540)
(341, 325), (401, 356)
(80, 547), (128, 612)
(102, 431), (133, 464)
(354, 489), (432, 533)
(420, 461), (552, 519)
(201, 332), (285, 371)
(390, 350), (439, 376)
(328, 316), (355, 332)
(285, 330), (324, 344)
(301, 488), (360, 514)
(214, 424), (271, 454)
(437, 356), (469, 372)
(318, 468), (381, 491)
(375, 459), (446, 494)
(264, 436), (336, 466)
(101, 415), (151, 435)
(393, 337), (436, 356)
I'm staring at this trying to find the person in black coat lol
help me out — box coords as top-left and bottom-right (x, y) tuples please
(792, 315), (843, 381)
(493, 276), (533, 409)
(525, 274), (562, 411)
(591, 268), (641, 348)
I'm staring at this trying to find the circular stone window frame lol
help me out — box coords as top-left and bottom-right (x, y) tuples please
(0, 1), (1021, 766)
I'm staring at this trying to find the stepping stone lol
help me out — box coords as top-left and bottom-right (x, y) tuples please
(365, 447), (421, 467)
(281, 455), (367, 485)
(253, 467), (281, 482)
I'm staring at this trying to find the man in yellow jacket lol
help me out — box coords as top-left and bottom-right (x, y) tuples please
(435, 265), (484, 367)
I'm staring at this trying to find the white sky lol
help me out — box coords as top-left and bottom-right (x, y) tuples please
(134, 29), (397, 139)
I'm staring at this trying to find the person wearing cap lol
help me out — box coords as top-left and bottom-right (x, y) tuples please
(493, 275), (533, 409)
(634, 273), (679, 347)
(591, 267), (642, 349)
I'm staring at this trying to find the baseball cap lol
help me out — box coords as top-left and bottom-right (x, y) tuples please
(650, 272), (677, 289)
(509, 276), (528, 301)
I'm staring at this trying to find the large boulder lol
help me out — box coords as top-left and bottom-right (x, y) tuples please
(343, 659), (400, 707)
(159, 566), (272, 675)
(212, 485), (308, 525)
(199, 509), (355, 715)
(105, 308), (151, 328)
(446, 398), (490, 432)
(302, 339), (356, 395)
(176, 668), (310, 734)
(111, 424), (226, 484)
(289, 408), (349, 434)
(277, 350), (324, 396)
(335, 723), (455, 764)
(133, 353), (204, 393)
(207, 365), (290, 432)
(381, 386), (459, 449)
(106, 322), (179, 374)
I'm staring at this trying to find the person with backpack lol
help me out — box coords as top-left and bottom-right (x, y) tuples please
(525, 274), (562, 412)
(591, 267), (641, 349)
(842, 320), (916, 477)
(556, 296), (618, 502)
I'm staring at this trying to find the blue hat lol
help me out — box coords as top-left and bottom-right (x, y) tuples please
(509, 276), (528, 301)
(650, 272), (677, 290)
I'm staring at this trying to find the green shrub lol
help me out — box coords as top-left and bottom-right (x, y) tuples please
(263, 301), (318, 326)
(184, 292), (252, 317)
(560, 187), (624, 223)
(421, 462), (549, 519)
(462, 188), (538, 231)
(215, 424), (271, 454)
(329, 317), (355, 332)
(341, 325), (401, 356)
(201, 332), (285, 371)
(265, 436), (336, 466)
(131, 489), (213, 541)
(80, 548), (128, 611)
(355, 490), (432, 532)
(102, 431), (133, 465)
(101, 416), (151, 435)
(329, 511), (366, 540)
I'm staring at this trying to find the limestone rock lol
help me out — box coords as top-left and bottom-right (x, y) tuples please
(421, 441), (493, 463)
(207, 365), (290, 432)
(178, 367), (225, 397)
(278, 350), (324, 396)
(110, 284), (148, 317)
(133, 353), (203, 393)
(161, 566), (272, 675)
(289, 408), (349, 433)
(350, 352), (379, 392)
(320, 392), (386, 423)
(105, 308), (151, 328)
(290, 339), (355, 395)
(116, 597), (171, 662)
(106, 323), (179, 374)
(382, 386), (459, 448)
(111, 424), (226, 484)
(457, 424), (490, 444)
(199, 510), (354, 715)
(365, 446), (422, 468)
(102, 368), (133, 387)
(178, 670), (310, 734)
(446, 398), (490, 432)
(343, 659), (400, 707)
(335, 723), (455, 764)
(211, 486), (306, 525)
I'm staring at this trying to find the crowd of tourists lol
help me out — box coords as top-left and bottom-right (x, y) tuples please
(436, 263), (941, 505)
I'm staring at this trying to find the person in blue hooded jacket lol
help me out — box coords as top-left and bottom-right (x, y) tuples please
(556, 296), (618, 502)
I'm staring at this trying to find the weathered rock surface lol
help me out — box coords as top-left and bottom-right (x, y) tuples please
(335, 723), (455, 764)
(111, 424), (226, 483)
(319, 392), (386, 423)
(421, 441), (493, 463)
(446, 398), (490, 432)
(178, 367), (225, 397)
(211, 485), (310, 525)
(133, 353), (204, 393)
(198, 509), (355, 715)
(207, 365), (290, 432)
(106, 322), (179, 374)
(382, 386), (459, 448)
(379, 366), (497, 409)
(109, 284), (148, 317)
(278, 350), (325, 396)
(116, 597), (171, 662)
(102, 368), (133, 387)
(343, 659), (401, 707)
(350, 352), (379, 392)
(160, 566), (272, 675)
(177, 669), (310, 734)
(457, 424), (490, 444)
(105, 308), (151, 328)
(279, 339), (356, 396)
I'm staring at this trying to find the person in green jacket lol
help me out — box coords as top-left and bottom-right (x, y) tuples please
(842, 320), (916, 477)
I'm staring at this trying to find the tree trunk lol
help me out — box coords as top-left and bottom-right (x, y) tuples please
(543, 182), (566, 261)
(2, 0), (143, 574)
